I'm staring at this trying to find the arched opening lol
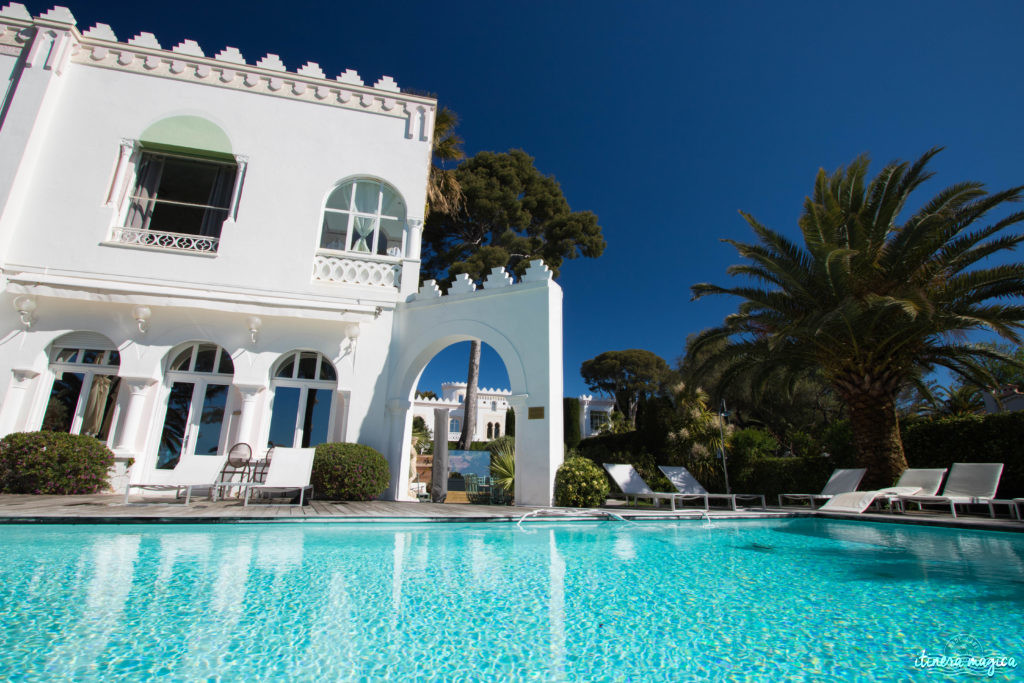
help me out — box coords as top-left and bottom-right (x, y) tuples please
(155, 341), (234, 469)
(41, 331), (121, 443)
(409, 340), (513, 504)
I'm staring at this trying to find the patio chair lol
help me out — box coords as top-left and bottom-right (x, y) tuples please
(216, 443), (253, 498)
(602, 464), (688, 510)
(658, 465), (766, 510)
(124, 455), (228, 504)
(777, 468), (866, 508)
(241, 447), (315, 506)
(894, 463), (1004, 518)
(819, 468), (947, 513)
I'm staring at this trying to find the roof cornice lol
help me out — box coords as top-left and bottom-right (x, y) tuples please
(0, 4), (437, 134)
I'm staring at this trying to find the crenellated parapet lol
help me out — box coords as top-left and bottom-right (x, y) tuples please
(0, 4), (436, 140)
(411, 259), (553, 304)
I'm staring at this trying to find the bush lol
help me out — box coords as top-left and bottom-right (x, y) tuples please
(554, 457), (610, 507)
(0, 431), (114, 494)
(311, 443), (390, 501)
(903, 412), (1024, 498)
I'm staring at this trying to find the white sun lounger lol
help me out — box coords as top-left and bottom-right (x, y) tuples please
(124, 455), (228, 504)
(602, 464), (686, 509)
(239, 447), (315, 506)
(777, 468), (866, 508)
(658, 465), (766, 510)
(819, 468), (947, 513)
(895, 463), (1004, 518)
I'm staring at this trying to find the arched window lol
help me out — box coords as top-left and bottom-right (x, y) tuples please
(450, 418), (460, 433)
(494, 423), (501, 438)
(157, 342), (235, 469)
(267, 351), (337, 449)
(42, 332), (121, 441)
(320, 179), (406, 256)
(486, 423), (493, 439)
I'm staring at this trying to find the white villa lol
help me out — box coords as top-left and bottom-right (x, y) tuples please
(412, 384), (614, 442)
(0, 5), (565, 506)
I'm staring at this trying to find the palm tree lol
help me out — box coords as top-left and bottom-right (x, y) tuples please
(426, 107), (465, 215)
(690, 149), (1024, 488)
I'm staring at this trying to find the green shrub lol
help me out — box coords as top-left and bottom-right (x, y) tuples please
(563, 397), (581, 449)
(0, 431), (114, 494)
(311, 443), (390, 501)
(554, 457), (610, 507)
(903, 412), (1024, 498)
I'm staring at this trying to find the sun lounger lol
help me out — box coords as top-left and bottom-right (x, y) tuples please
(602, 464), (687, 509)
(238, 447), (315, 506)
(658, 465), (766, 510)
(895, 463), (1004, 518)
(777, 468), (866, 508)
(124, 455), (228, 504)
(819, 468), (947, 513)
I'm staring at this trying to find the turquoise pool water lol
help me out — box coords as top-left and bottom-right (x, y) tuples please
(0, 518), (1021, 681)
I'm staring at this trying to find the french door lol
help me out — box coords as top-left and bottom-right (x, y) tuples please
(156, 380), (230, 469)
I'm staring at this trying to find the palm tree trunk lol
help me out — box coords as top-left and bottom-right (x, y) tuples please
(845, 392), (908, 489)
(457, 340), (481, 450)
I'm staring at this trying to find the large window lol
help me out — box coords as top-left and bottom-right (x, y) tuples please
(267, 352), (338, 449)
(42, 334), (121, 442)
(320, 179), (406, 256)
(156, 343), (235, 469)
(122, 151), (237, 251)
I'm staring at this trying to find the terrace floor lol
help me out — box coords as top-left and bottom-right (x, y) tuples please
(0, 493), (1021, 531)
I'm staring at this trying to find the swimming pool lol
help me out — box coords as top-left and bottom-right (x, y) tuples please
(0, 518), (1020, 681)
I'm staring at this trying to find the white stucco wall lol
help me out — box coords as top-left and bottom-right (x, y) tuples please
(0, 8), (567, 507)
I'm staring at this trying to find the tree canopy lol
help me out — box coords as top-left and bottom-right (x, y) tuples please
(689, 148), (1024, 487)
(421, 149), (605, 282)
(580, 349), (672, 427)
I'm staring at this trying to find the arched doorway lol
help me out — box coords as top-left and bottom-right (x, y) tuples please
(411, 341), (513, 503)
(155, 342), (234, 469)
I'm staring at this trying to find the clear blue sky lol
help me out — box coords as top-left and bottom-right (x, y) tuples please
(48, 1), (1024, 397)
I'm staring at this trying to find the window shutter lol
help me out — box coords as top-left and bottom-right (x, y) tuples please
(51, 331), (117, 351)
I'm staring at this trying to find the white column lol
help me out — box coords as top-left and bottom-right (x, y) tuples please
(113, 377), (156, 452)
(407, 218), (424, 260)
(386, 398), (413, 501)
(0, 369), (40, 436)
(233, 384), (265, 449)
(432, 407), (452, 503)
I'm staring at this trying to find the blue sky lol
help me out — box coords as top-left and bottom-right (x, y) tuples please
(47, 0), (1024, 397)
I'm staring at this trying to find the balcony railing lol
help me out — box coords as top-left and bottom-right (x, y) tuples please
(312, 250), (401, 289)
(108, 226), (219, 254)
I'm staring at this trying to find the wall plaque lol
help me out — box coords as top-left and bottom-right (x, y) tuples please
(528, 406), (544, 420)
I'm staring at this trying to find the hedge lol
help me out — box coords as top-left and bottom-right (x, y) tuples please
(311, 442), (390, 501)
(903, 412), (1024, 498)
(0, 431), (114, 494)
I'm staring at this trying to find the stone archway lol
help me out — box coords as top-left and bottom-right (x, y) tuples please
(385, 261), (563, 507)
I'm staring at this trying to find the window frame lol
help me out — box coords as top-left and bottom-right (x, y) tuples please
(42, 346), (121, 443)
(107, 140), (248, 256)
(318, 178), (408, 259)
(266, 351), (339, 449)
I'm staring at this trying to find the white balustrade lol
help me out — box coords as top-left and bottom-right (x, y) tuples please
(109, 226), (220, 254)
(312, 251), (401, 288)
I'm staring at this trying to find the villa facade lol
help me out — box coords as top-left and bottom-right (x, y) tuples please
(0, 5), (565, 506)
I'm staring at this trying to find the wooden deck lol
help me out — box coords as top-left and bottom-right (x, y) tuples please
(0, 494), (1019, 531)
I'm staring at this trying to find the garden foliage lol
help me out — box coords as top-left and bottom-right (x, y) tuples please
(0, 431), (114, 494)
(311, 442), (390, 501)
(554, 457), (610, 508)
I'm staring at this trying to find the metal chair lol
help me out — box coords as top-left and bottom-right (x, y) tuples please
(215, 443), (253, 500)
